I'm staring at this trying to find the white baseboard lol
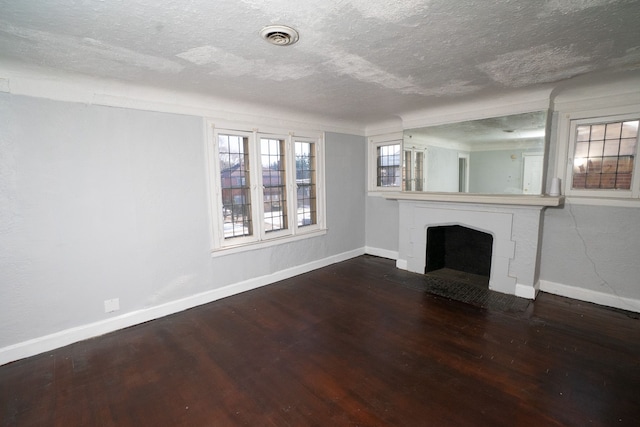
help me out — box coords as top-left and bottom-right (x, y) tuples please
(0, 248), (366, 366)
(515, 281), (539, 300)
(364, 246), (398, 260)
(396, 259), (408, 270)
(539, 280), (640, 313)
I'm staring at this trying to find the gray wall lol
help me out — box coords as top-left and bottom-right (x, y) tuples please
(365, 196), (399, 252)
(0, 94), (366, 349)
(540, 203), (640, 303)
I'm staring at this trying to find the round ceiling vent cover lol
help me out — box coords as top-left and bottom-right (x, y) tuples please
(260, 25), (299, 46)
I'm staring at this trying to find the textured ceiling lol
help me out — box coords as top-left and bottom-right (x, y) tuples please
(1, 0), (639, 127)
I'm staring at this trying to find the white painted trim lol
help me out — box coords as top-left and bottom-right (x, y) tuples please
(515, 281), (539, 300)
(383, 191), (562, 207)
(368, 137), (403, 192)
(0, 248), (366, 366)
(0, 63), (365, 137)
(211, 229), (328, 257)
(365, 122), (404, 138)
(539, 280), (640, 313)
(396, 259), (408, 270)
(364, 246), (399, 260)
(401, 88), (553, 130)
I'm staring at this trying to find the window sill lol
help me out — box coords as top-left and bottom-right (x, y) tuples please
(210, 228), (327, 257)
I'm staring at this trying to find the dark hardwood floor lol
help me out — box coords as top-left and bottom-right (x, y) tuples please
(2, 255), (639, 426)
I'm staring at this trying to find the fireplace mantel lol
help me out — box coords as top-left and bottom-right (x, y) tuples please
(382, 191), (564, 207)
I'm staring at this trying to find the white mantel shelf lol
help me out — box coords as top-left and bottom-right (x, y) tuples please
(382, 192), (564, 207)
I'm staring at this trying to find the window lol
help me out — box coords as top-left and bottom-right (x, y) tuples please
(295, 140), (317, 227)
(219, 133), (252, 239)
(261, 137), (287, 233)
(565, 114), (640, 199)
(377, 144), (401, 187)
(209, 125), (325, 252)
(368, 133), (403, 192)
(403, 148), (425, 191)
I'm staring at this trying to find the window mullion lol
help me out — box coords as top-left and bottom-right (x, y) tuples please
(210, 128), (225, 249)
(250, 131), (264, 241)
(632, 132), (640, 198)
(286, 136), (297, 233)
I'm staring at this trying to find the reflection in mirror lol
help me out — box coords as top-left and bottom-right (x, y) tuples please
(403, 111), (548, 195)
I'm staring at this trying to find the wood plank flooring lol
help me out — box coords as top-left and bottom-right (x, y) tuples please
(1, 255), (639, 426)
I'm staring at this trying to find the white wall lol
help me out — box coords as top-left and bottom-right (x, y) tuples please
(469, 148), (542, 194)
(425, 145), (459, 192)
(0, 93), (366, 363)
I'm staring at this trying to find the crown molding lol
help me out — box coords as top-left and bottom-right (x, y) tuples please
(0, 62), (366, 136)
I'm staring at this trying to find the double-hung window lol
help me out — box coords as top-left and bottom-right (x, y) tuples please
(209, 125), (325, 252)
(565, 113), (640, 199)
(368, 133), (403, 192)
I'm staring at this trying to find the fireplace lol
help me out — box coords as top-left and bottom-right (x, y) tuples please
(389, 194), (561, 299)
(425, 225), (493, 281)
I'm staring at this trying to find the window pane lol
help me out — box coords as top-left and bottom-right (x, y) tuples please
(295, 141), (317, 227)
(603, 140), (620, 157)
(573, 158), (587, 174)
(590, 124), (606, 140)
(618, 156), (633, 173)
(571, 119), (638, 191)
(587, 157), (602, 173)
(616, 157), (633, 189)
(585, 173), (601, 188)
(377, 144), (401, 187)
(402, 151), (412, 191)
(415, 151), (424, 192)
(261, 138), (287, 233)
(574, 141), (589, 158)
(588, 141), (604, 157)
(616, 173), (632, 189)
(219, 134), (252, 238)
(620, 138), (637, 156)
(602, 157), (618, 174)
(572, 173), (586, 188)
(621, 121), (639, 138)
(600, 173), (616, 189)
(576, 125), (591, 142)
(605, 122), (622, 140)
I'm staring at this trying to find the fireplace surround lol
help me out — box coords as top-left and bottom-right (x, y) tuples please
(385, 193), (563, 299)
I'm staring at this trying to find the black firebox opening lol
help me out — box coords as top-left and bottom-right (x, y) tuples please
(425, 225), (493, 278)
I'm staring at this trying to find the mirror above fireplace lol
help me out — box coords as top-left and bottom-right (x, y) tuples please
(403, 110), (548, 195)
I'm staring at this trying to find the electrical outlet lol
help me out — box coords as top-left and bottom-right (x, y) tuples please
(104, 298), (120, 313)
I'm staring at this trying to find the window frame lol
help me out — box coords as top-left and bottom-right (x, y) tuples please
(562, 112), (640, 200)
(368, 133), (403, 193)
(293, 136), (320, 229)
(207, 123), (326, 254)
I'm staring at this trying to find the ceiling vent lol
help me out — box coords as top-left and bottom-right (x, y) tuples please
(260, 25), (299, 46)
